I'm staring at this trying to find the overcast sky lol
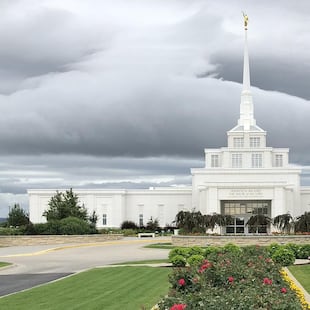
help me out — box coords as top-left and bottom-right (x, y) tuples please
(0, 0), (309, 217)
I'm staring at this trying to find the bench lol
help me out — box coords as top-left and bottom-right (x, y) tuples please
(138, 233), (155, 238)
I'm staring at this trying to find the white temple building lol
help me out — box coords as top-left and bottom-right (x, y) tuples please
(29, 19), (310, 233)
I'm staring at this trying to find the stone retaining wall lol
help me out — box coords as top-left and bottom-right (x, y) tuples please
(0, 234), (123, 247)
(172, 235), (310, 247)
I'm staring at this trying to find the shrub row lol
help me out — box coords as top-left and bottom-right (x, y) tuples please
(169, 243), (310, 268)
(0, 217), (97, 235)
(160, 244), (308, 309)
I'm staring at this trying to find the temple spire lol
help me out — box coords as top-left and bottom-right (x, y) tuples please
(238, 13), (256, 130)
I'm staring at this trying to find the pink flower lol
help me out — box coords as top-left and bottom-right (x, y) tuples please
(192, 277), (199, 283)
(198, 260), (212, 273)
(263, 277), (272, 285)
(178, 278), (186, 286)
(170, 304), (187, 310)
(228, 276), (234, 283)
(265, 258), (272, 263)
(281, 287), (287, 294)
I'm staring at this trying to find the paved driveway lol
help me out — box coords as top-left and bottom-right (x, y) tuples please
(0, 237), (170, 296)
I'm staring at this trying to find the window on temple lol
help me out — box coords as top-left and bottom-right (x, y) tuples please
(275, 154), (283, 167)
(232, 153), (242, 168)
(211, 154), (219, 167)
(139, 214), (143, 227)
(252, 153), (262, 168)
(250, 137), (260, 147)
(102, 214), (107, 225)
(234, 137), (244, 148)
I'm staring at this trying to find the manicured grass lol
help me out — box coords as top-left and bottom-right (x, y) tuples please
(288, 264), (310, 294)
(112, 259), (169, 265)
(0, 266), (170, 310)
(0, 262), (11, 268)
(144, 243), (175, 249)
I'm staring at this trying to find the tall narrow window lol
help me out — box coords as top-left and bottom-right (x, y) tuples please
(275, 154), (283, 167)
(250, 137), (260, 147)
(139, 214), (143, 227)
(232, 154), (242, 168)
(233, 137), (244, 148)
(102, 214), (107, 225)
(252, 153), (262, 168)
(211, 154), (219, 167)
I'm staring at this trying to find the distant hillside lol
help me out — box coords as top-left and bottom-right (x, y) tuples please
(0, 218), (7, 223)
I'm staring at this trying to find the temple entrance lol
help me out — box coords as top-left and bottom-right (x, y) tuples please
(221, 200), (271, 235)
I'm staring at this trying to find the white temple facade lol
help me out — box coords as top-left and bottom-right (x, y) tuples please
(29, 20), (310, 232)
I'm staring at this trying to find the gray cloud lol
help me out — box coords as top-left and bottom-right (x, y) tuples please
(0, 0), (309, 216)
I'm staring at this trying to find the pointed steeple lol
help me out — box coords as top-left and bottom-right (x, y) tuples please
(238, 13), (256, 130)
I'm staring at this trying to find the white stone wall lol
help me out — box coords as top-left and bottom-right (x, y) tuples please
(28, 188), (192, 228)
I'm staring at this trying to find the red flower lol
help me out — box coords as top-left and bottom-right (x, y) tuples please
(228, 276), (234, 283)
(198, 260), (212, 273)
(170, 304), (187, 310)
(263, 277), (272, 285)
(281, 287), (287, 294)
(178, 278), (186, 286)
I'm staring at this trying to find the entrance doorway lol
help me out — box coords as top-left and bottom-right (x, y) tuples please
(221, 200), (271, 235)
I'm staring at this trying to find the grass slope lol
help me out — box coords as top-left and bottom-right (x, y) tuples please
(288, 264), (310, 294)
(112, 259), (169, 265)
(0, 266), (170, 310)
(0, 262), (11, 268)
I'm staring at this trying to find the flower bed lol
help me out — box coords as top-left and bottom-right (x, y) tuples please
(158, 245), (310, 310)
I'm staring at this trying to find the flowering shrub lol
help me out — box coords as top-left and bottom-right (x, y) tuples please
(158, 245), (307, 310)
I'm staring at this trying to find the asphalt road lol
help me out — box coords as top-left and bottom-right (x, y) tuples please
(0, 237), (170, 297)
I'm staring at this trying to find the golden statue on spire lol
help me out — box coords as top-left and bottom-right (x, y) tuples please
(243, 12), (248, 30)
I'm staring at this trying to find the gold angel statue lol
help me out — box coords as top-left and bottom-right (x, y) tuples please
(243, 12), (248, 29)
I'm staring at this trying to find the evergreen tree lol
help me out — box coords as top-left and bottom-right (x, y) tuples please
(8, 204), (29, 227)
(43, 189), (88, 221)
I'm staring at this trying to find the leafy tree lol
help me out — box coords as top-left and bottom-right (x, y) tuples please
(146, 217), (160, 231)
(207, 213), (233, 231)
(175, 211), (233, 234)
(175, 210), (206, 233)
(246, 214), (271, 234)
(88, 211), (98, 226)
(273, 213), (294, 234)
(294, 212), (310, 233)
(7, 204), (29, 227)
(43, 189), (88, 221)
(121, 220), (138, 230)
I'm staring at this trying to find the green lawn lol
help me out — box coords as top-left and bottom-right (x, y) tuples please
(144, 243), (175, 249)
(112, 259), (169, 265)
(288, 264), (310, 294)
(0, 266), (170, 310)
(0, 262), (11, 268)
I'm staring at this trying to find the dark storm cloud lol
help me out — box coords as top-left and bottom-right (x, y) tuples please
(210, 51), (310, 100)
(0, 155), (201, 194)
